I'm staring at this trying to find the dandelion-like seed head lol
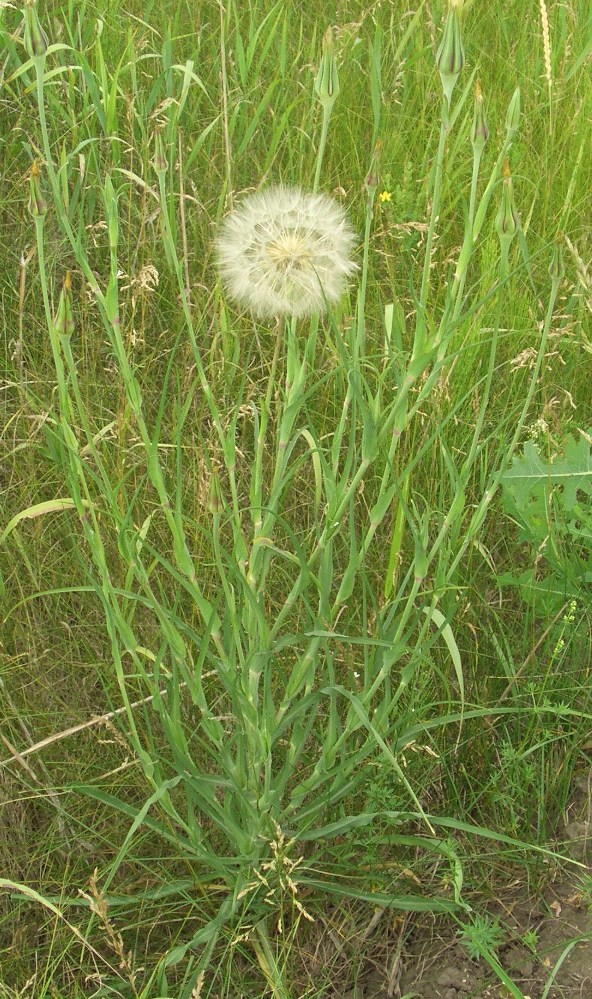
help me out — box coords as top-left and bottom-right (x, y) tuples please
(216, 186), (357, 319)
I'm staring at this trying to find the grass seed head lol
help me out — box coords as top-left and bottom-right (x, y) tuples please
(216, 186), (357, 319)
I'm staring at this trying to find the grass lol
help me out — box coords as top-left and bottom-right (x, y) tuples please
(1, 0), (591, 996)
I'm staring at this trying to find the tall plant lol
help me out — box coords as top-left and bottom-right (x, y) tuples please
(3, 1), (566, 994)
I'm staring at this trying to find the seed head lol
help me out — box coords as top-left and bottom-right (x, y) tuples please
(216, 186), (357, 319)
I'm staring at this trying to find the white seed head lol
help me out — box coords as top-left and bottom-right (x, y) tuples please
(216, 186), (357, 319)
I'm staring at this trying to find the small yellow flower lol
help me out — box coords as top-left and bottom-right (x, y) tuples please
(379, 190), (392, 203)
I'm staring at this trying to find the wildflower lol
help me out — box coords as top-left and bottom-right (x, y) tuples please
(379, 191), (392, 203)
(216, 186), (357, 319)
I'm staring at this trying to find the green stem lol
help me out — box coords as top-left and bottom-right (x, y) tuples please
(312, 103), (332, 194)
(416, 96), (449, 351)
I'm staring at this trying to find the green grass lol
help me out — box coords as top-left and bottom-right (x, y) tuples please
(1, 0), (591, 996)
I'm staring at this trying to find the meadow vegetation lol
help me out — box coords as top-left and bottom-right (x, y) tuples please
(1, 0), (591, 996)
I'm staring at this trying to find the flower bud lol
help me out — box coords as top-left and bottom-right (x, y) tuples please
(208, 471), (223, 516)
(548, 240), (565, 283)
(28, 160), (47, 218)
(436, 1), (465, 105)
(54, 271), (75, 338)
(364, 139), (382, 193)
(471, 79), (489, 154)
(505, 87), (521, 143)
(152, 130), (168, 177)
(315, 26), (340, 109)
(23, 0), (49, 59)
(495, 160), (518, 251)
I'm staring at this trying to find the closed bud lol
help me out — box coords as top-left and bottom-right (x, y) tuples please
(495, 159), (518, 250)
(208, 472), (223, 516)
(314, 26), (340, 109)
(28, 159), (47, 218)
(471, 80), (489, 153)
(548, 240), (565, 283)
(364, 139), (382, 193)
(152, 130), (168, 177)
(23, 0), (48, 58)
(436, 1), (465, 105)
(505, 87), (521, 143)
(54, 271), (75, 338)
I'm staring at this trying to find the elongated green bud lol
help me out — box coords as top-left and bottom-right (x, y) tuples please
(505, 87), (521, 143)
(208, 471), (223, 516)
(23, 0), (48, 58)
(436, 0), (465, 105)
(495, 160), (518, 252)
(364, 139), (382, 193)
(315, 26), (340, 108)
(471, 79), (489, 153)
(152, 130), (168, 177)
(548, 240), (565, 283)
(28, 159), (47, 218)
(54, 271), (75, 338)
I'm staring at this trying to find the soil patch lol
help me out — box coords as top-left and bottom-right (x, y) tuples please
(338, 776), (592, 999)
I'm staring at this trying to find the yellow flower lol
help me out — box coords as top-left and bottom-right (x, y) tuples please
(379, 190), (392, 203)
